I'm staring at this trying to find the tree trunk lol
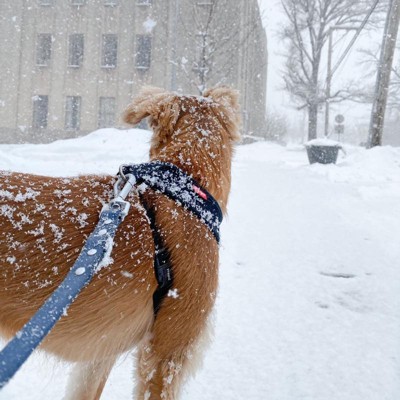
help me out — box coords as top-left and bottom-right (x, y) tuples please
(308, 55), (321, 141)
(308, 102), (318, 140)
(368, 0), (400, 148)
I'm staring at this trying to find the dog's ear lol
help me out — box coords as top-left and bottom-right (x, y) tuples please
(122, 86), (168, 125)
(203, 86), (241, 141)
(123, 87), (182, 156)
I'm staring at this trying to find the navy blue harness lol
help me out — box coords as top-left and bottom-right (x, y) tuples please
(120, 162), (223, 313)
(121, 162), (222, 242)
(0, 161), (222, 389)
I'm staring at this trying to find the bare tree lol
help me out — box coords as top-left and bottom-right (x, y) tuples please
(175, 0), (266, 94)
(356, 45), (400, 107)
(280, 0), (380, 140)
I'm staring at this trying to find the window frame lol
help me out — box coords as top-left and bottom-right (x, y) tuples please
(32, 95), (49, 129)
(135, 34), (152, 70)
(36, 33), (52, 67)
(104, 0), (119, 6)
(136, 0), (152, 5)
(68, 34), (84, 68)
(71, 0), (86, 6)
(39, 0), (54, 6)
(65, 96), (82, 130)
(101, 34), (118, 69)
(196, 1), (214, 5)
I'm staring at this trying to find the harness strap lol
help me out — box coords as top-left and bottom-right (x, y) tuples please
(140, 195), (174, 315)
(129, 161), (224, 315)
(121, 161), (222, 243)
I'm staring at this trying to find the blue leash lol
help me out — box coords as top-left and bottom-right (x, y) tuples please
(0, 174), (136, 389)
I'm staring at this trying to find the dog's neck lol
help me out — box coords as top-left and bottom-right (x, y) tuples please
(151, 132), (233, 215)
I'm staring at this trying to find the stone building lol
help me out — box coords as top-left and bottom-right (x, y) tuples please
(0, 0), (267, 143)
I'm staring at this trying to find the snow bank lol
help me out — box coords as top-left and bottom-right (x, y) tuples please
(307, 145), (400, 200)
(305, 138), (342, 147)
(0, 128), (152, 176)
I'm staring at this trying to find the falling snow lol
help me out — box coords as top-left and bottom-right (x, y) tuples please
(0, 129), (399, 400)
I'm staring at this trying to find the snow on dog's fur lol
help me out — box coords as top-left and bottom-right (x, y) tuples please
(0, 86), (240, 399)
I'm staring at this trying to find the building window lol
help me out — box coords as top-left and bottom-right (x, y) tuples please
(39, 0), (54, 5)
(32, 95), (48, 129)
(71, 0), (86, 5)
(104, 0), (118, 6)
(68, 34), (84, 67)
(65, 96), (81, 130)
(136, 0), (152, 5)
(98, 97), (115, 128)
(36, 34), (52, 66)
(135, 35), (152, 70)
(101, 34), (118, 68)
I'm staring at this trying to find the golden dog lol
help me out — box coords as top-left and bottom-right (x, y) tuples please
(0, 86), (240, 399)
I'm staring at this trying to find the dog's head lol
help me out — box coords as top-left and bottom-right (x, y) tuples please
(122, 86), (241, 211)
(123, 86), (240, 156)
(123, 87), (240, 210)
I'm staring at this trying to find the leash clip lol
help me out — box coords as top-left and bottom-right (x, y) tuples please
(113, 172), (136, 199)
(109, 173), (137, 218)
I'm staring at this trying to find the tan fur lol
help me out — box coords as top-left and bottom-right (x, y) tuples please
(0, 86), (240, 399)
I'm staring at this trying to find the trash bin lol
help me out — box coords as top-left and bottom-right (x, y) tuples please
(306, 145), (341, 164)
(305, 139), (342, 164)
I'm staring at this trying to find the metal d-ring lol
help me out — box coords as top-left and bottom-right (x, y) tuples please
(113, 165), (130, 199)
(119, 164), (128, 182)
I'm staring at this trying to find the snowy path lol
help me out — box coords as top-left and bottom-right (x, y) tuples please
(186, 143), (400, 400)
(0, 132), (399, 399)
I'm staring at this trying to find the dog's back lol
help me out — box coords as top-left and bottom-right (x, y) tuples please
(0, 172), (156, 360)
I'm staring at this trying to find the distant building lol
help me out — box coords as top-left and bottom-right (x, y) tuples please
(0, 0), (267, 143)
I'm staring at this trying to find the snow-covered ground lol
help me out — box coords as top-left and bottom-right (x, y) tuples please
(0, 129), (399, 400)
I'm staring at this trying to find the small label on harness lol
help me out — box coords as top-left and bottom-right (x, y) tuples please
(193, 185), (208, 200)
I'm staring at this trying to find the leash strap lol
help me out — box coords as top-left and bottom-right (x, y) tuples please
(0, 176), (135, 389)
